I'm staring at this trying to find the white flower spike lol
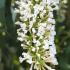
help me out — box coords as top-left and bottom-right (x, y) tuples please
(14, 0), (59, 70)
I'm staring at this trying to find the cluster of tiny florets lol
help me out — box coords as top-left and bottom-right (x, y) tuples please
(14, 0), (59, 70)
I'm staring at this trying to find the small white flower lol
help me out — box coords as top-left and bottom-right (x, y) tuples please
(42, 0), (47, 6)
(39, 35), (43, 39)
(27, 59), (33, 64)
(33, 38), (37, 43)
(49, 44), (56, 55)
(47, 5), (53, 11)
(52, 3), (59, 10)
(22, 52), (32, 64)
(17, 32), (25, 38)
(47, 0), (59, 5)
(33, 4), (44, 17)
(37, 25), (45, 36)
(33, 39), (41, 47)
(19, 56), (26, 63)
(50, 56), (58, 65)
(19, 52), (33, 64)
(21, 44), (25, 47)
(32, 47), (36, 52)
(51, 25), (55, 30)
(24, 30), (28, 34)
(43, 40), (49, 49)
(47, 18), (56, 24)
(14, 8), (19, 13)
(35, 40), (41, 46)
(46, 24), (52, 30)
(17, 37), (23, 41)
(49, 36), (54, 43)
(40, 23), (47, 28)
(20, 23), (26, 28)
(15, 21), (21, 25)
(32, 28), (36, 34)
(27, 41), (30, 45)
(50, 30), (56, 36)
(48, 12), (53, 18)
(20, 16), (27, 21)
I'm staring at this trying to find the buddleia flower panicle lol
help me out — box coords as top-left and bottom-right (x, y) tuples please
(14, 0), (59, 70)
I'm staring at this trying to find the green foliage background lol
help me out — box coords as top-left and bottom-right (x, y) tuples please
(0, 0), (70, 70)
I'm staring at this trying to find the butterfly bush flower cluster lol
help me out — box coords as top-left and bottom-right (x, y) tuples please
(14, 0), (59, 70)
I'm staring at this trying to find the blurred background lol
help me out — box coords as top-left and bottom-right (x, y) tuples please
(0, 0), (70, 70)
